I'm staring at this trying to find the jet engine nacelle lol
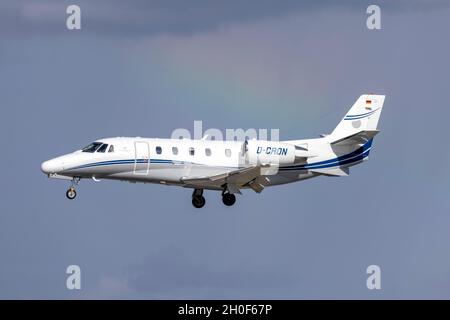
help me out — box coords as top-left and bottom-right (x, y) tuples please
(246, 140), (295, 165)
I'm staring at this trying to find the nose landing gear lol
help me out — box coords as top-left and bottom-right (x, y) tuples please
(65, 177), (80, 200)
(66, 188), (77, 200)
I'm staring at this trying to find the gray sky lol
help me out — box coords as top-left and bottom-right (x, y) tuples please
(1, 0), (450, 299)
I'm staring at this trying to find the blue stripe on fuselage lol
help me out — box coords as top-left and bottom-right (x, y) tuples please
(69, 139), (373, 172)
(72, 158), (170, 170)
(279, 138), (373, 171)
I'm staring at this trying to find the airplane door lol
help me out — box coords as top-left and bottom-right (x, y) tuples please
(134, 141), (150, 174)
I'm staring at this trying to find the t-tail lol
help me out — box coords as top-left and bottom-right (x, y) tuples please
(330, 94), (385, 142)
(327, 94), (385, 165)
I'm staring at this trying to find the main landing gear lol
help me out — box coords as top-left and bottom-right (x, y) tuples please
(65, 177), (80, 200)
(192, 189), (206, 208)
(190, 188), (237, 208)
(222, 192), (236, 207)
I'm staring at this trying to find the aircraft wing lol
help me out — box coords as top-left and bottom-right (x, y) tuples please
(180, 165), (270, 194)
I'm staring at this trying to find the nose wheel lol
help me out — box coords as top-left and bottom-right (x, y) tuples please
(66, 187), (77, 200)
(65, 177), (80, 200)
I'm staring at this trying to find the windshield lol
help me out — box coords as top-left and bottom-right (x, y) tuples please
(82, 142), (102, 153)
(97, 144), (108, 153)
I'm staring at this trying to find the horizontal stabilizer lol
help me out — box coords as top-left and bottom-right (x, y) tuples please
(331, 130), (379, 146)
(310, 167), (349, 176)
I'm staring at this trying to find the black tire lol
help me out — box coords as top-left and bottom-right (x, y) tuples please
(192, 195), (205, 208)
(66, 188), (77, 200)
(222, 193), (236, 206)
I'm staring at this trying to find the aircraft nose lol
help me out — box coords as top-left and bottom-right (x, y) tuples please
(41, 159), (59, 174)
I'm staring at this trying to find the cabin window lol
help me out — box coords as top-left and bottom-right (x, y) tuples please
(108, 145), (114, 153)
(156, 146), (162, 154)
(82, 142), (102, 153)
(172, 147), (178, 155)
(189, 147), (195, 156)
(205, 148), (211, 156)
(225, 149), (232, 157)
(97, 144), (108, 153)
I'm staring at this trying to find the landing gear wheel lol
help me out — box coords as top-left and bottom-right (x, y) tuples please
(66, 188), (77, 200)
(222, 193), (236, 206)
(192, 195), (206, 208)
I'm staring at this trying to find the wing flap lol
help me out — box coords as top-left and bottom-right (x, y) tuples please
(180, 165), (268, 193)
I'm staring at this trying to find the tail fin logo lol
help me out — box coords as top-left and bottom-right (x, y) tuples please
(344, 107), (380, 121)
(365, 99), (372, 110)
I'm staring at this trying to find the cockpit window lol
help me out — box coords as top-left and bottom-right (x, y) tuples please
(97, 144), (108, 153)
(82, 142), (102, 153)
(108, 145), (114, 153)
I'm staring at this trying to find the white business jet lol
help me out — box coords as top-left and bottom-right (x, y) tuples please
(41, 94), (385, 208)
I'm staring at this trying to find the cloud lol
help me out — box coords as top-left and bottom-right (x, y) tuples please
(1, 0), (448, 37)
